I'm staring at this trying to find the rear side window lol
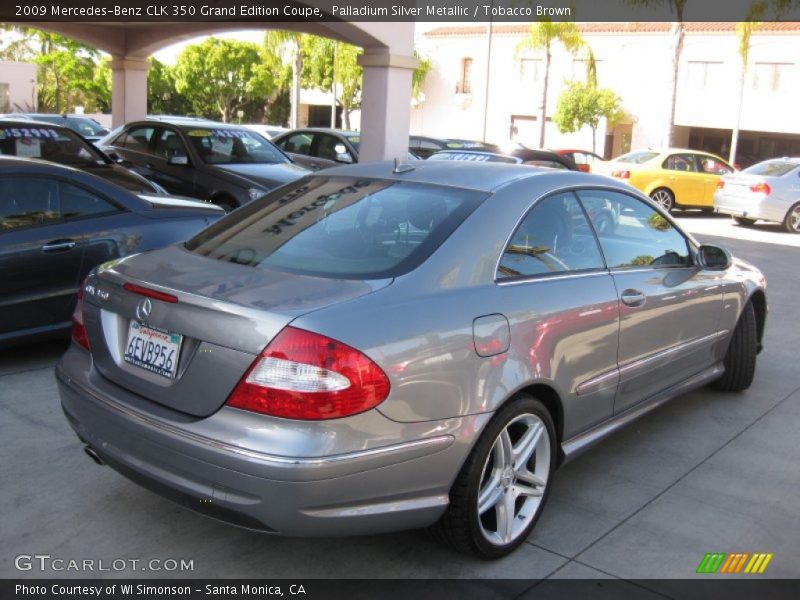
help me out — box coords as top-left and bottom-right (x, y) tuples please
(497, 192), (605, 280)
(0, 177), (59, 230)
(186, 177), (486, 279)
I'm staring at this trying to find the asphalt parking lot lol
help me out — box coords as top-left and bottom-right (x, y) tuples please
(2, 213), (799, 585)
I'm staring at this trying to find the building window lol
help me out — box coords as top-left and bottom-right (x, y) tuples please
(572, 58), (602, 83)
(685, 61), (722, 90)
(520, 58), (542, 88)
(753, 62), (793, 92)
(457, 58), (473, 94)
(0, 83), (9, 113)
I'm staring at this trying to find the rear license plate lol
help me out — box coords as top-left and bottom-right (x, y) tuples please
(123, 321), (182, 379)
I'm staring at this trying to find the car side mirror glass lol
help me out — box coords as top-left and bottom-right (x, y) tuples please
(168, 154), (189, 166)
(697, 244), (732, 271)
(336, 151), (354, 164)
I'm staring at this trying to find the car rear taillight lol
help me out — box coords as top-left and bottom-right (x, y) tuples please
(71, 279), (90, 351)
(717, 180), (725, 190)
(611, 170), (630, 179)
(226, 327), (390, 420)
(749, 182), (771, 195)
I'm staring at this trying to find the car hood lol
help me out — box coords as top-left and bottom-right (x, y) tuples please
(83, 162), (160, 193)
(216, 162), (309, 189)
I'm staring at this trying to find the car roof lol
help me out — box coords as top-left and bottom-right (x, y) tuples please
(316, 159), (577, 192)
(0, 154), (82, 172)
(0, 118), (71, 130)
(278, 128), (360, 136)
(137, 118), (248, 129)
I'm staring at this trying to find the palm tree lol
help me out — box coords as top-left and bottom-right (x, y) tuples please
(516, 21), (584, 147)
(625, 0), (688, 147)
(265, 30), (304, 128)
(730, 1), (766, 165)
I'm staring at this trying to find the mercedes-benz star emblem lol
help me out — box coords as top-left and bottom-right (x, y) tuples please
(136, 298), (153, 322)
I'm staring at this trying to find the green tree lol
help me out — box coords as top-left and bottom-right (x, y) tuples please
(0, 27), (109, 113)
(412, 51), (432, 101)
(624, 0), (687, 147)
(516, 20), (585, 147)
(553, 81), (624, 153)
(173, 38), (275, 122)
(147, 57), (188, 116)
(265, 31), (304, 128)
(730, 1), (767, 164)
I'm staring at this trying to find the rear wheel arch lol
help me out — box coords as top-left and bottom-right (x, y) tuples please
(500, 383), (564, 455)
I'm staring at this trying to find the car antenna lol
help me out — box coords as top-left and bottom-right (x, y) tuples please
(393, 157), (415, 174)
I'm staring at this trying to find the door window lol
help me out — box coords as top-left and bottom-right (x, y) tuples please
(577, 190), (691, 269)
(277, 133), (313, 156)
(153, 128), (188, 159)
(497, 192), (605, 280)
(696, 155), (732, 175)
(314, 134), (351, 162)
(115, 126), (156, 154)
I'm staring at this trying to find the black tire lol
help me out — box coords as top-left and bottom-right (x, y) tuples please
(650, 188), (675, 212)
(733, 216), (756, 227)
(430, 395), (556, 559)
(782, 202), (800, 234)
(712, 302), (757, 392)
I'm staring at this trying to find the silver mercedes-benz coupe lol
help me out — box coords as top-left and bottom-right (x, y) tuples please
(57, 161), (766, 558)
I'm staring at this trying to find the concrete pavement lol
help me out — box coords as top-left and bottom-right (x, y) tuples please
(2, 222), (798, 586)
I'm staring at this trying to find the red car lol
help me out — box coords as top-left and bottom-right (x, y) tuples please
(554, 149), (606, 173)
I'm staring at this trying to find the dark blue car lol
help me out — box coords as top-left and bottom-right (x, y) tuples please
(0, 156), (224, 347)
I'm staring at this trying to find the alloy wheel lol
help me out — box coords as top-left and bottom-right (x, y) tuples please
(651, 189), (674, 211)
(476, 413), (551, 546)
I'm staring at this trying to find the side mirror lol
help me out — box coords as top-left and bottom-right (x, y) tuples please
(336, 152), (354, 164)
(168, 154), (189, 166)
(697, 244), (732, 271)
(106, 150), (122, 163)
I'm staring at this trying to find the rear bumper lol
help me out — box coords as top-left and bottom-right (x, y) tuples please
(57, 345), (487, 536)
(713, 192), (788, 223)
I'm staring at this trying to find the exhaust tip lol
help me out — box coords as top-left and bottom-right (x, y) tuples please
(83, 445), (105, 466)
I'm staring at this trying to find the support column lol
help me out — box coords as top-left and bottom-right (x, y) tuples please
(108, 57), (149, 128)
(357, 51), (419, 162)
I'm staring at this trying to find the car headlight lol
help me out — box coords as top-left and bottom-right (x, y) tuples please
(248, 187), (266, 201)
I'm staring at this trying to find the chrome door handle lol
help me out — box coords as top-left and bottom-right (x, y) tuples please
(621, 289), (646, 307)
(42, 240), (76, 253)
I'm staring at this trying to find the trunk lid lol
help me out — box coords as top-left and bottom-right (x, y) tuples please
(82, 244), (390, 416)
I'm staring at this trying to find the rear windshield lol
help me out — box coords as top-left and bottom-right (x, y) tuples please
(743, 161), (799, 177)
(183, 127), (287, 165)
(0, 125), (106, 167)
(65, 117), (106, 137)
(186, 176), (486, 279)
(616, 151), (659, 164)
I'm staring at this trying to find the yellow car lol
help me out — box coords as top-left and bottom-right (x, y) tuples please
(603, 149), (735, 211)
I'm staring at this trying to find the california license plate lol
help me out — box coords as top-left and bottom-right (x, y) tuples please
(123, 321), (182, 379)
